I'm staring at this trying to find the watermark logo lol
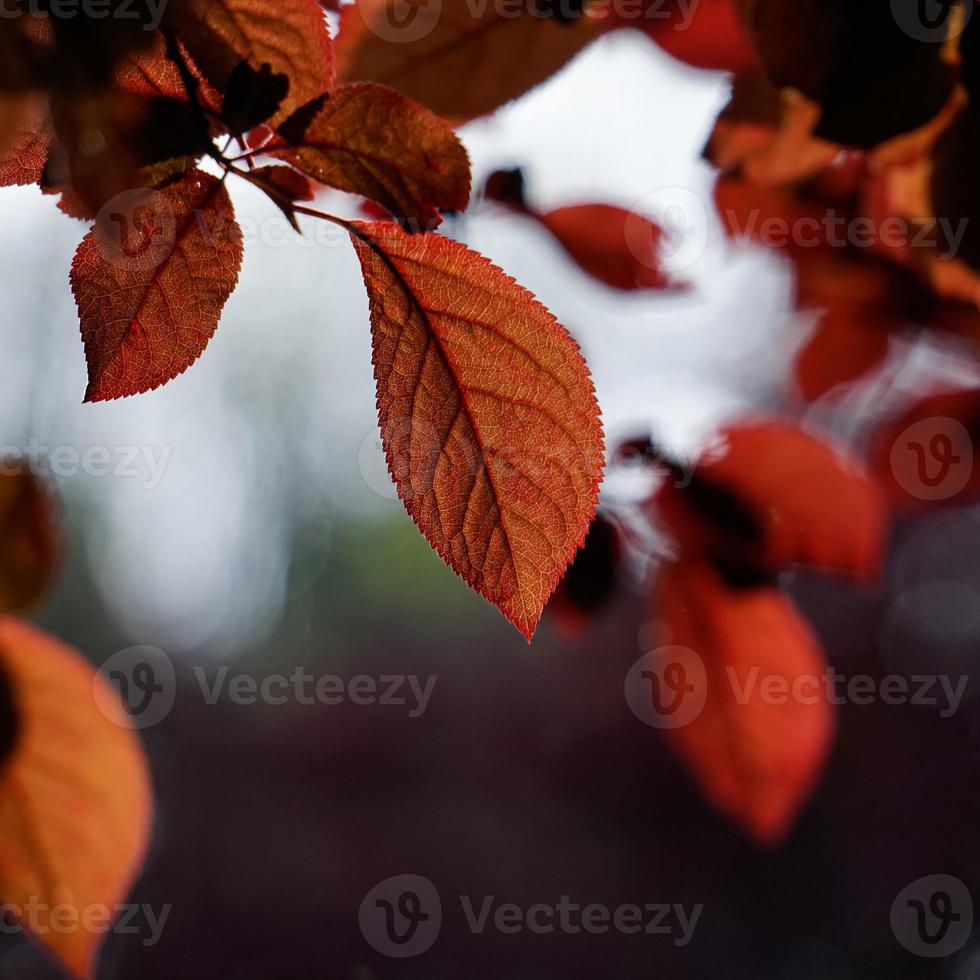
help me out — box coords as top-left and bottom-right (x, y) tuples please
(891, 875), (972, 957)
(626, 653), (969, 729)
(625, 647), (707, 729)
(358, 877), (702, 957)
(625, 186), (709, 275)
(892, 0), (971, 43)
(0, 897), (170, 949)
(365, 0), (443, 42)
(95, 645), (176, 730)
(95, 649), (437, 729)
(95, 188), (177, 273)
(359, 875), (442, 958)
(890, 417), (974, 501)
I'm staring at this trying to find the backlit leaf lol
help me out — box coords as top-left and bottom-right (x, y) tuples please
(335, 0), (603, 122)
(71, 170), (243, 401)
(171, 0), (335, 123)
(349, 220), (604, 639)
(274, 82), (470, 227)
(0, 96), (48, 188)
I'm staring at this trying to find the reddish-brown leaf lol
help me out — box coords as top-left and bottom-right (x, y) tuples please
(0, 466), (59, 614)
(274, 82), (470, 227)
(484, 173), (678, 290)
(794, 307), (892, 401)
(610, 0), (758, 75)
(656, 421), (886, 581)
(871, 386), (980, 511)
(349, 220), (604, 639)
(113, 31), (224, 114)
(0, 616), (152, 978)
(0, 96), (48, 188)
(334, 0), (603, 123)
(537, 203), (678, 291)
(171, 0), (335, 123)
(654, 557), (834, 845)
(50, 90), (212, 213)
(71, 170), (243, 402)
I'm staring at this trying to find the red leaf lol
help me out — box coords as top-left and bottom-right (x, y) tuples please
(172, 0), (335, 123)
(349, 220), (604, 639)
(611, 0), (758, 75)
(274, 82), (470, 227)
(538, 203), (679, 291)
(870, 386), (980, 511)
(334, 0), (603, 123)
(654, 558), (835, 845)
(656, 421), (886, 581)
(0, 97), (47, 188)
(70, 170), (243, 402)
(794, 306), (892, 401)
(113, 32), (223, 114)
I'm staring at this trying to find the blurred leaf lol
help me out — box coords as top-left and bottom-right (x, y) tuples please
(0, 616), (152, 979)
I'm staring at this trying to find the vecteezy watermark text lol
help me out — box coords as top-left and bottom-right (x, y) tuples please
(96, 645), (439, 727)
(358, 874), (702, 958)
(0, 0), (168, 31)
(194, 666), (437, 718)
(626, 648), (970, 729)
(0, 899), (171, 949)
(0, 440), (172, 490)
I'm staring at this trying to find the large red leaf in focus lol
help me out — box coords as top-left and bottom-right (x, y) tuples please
(656, 421), (886, 580)
(0, 617), (152, 978)
(655, 558), (834, 845)
(334, 0), (603, 123)
(349, 221), (604, 639)
(172, 0), (334, 122)
(274, 82), (470, 227)
(71, 170), (243, 401)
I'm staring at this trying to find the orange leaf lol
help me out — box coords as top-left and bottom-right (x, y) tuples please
(654, 558), (835, 845)
(334, 0), (603, 123)
(274, 82), (470, 227)
(0, 466), (59, 614)
(71, 170), (243, 402)
(0, 616), (152, 978)
(172, 0), (334, 122)
(349, 220), (604, 639)
(656, 421), (886, 580)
